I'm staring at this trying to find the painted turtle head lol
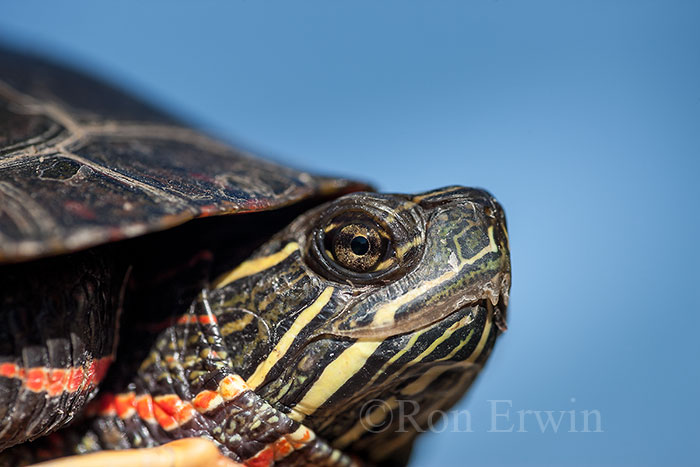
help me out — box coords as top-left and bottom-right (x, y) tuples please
(211, 186), (511, 463)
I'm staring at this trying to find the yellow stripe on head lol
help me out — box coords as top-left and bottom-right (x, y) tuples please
(214, 242), (299, 289)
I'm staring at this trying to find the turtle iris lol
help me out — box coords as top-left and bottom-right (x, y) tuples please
(331, 223), (383, 272)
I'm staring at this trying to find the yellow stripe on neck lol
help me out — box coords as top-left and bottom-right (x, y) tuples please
(214, 242), (299, 289)
(246, 287), (334, 389)
(289, 339), (382, 421)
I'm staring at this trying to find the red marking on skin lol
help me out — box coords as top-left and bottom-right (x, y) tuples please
(0, 357), (112, 395)
(136, 394), (156, 422)
(115, 392), (137, 419)
(93, 392), (197, 429)
(176, 314), (219, 325)
(193, 390), (223, 413)
(64, 201), (97, 220)
(153, 401), (178, 431)
(154, 394), (195, 426)
(198, 314), (218, 325)
(154, 394), (181, 414)
(218, 374), (249, 401)
(174, 404), (195, 425)
(245, 447), (274, 467)
(272, 437), (294, 460)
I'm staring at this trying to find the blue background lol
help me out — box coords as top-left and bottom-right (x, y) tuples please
(1, 1), (698, 465)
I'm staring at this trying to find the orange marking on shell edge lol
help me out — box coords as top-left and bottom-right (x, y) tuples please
(1, 357), (113, 395)
(135, 394), (156, 422)
(193, 390), (223, 413)
(272, 437), (294, 460)
(67, 366), (85, 392)
(0, 362), (18, 378)
(25, 368), (47, 392)
(153, 394), (195, 426)
(245, 447), (275, 467)
(46, 369), (68, 396)
(218, 374), (249, 401)
(115, 392), (137, 419)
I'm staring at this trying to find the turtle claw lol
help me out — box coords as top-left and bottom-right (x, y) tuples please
(30, 438), (242, 467)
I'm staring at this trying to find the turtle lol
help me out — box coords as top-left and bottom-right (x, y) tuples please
(0, 45), (511, 467)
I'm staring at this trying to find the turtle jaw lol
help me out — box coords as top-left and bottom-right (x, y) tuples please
(285, 294), (505, 465)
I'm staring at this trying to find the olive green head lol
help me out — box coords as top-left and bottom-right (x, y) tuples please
(210, 186), (510, 462)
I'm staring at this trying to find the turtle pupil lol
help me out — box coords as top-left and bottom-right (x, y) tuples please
(350, 235), (370, 255)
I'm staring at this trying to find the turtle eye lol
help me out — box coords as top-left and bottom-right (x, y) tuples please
(307, 209), (395, 282)
(305, 195), (423, 285)
(328, 222), (384, 273)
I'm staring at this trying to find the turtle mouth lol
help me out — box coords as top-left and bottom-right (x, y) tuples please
(461, 292), (508, 333)
(316, 279), (510, 341)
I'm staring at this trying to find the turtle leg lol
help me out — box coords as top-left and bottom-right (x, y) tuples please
(0, 248), (123, 451)
(79, 291), (357, 466)
(7, 290), (358, 466)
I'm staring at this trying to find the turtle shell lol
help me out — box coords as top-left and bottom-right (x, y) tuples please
(0, 46), (367, 263)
